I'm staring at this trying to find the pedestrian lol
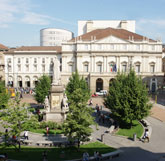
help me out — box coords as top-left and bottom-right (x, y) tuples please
(42, 151), (48, 161)
(46, 126), (49, 136)
(94, 151), (99, 161)
(143, 129), (149, 142)
(24, 131), (29, 140)
(89, 99), (93, 106)
(83, 152), (89, 161)
(102, 114), (105, 124)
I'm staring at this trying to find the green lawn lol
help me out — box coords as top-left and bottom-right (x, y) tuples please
(0, 142), (116, 161)
(116, 120), (143, 139)
(29, 128), (63, 135)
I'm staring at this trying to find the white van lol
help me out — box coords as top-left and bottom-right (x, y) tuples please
(96, 90), (107, 96)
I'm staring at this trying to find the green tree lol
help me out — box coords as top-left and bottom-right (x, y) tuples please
(34, 75), (51, 104)
(64, 71), (94, 148)
(104, 70), (152, 128)
(63, 89), (94, 149)
(65, 70), (90, 104)
(0, 80), (10, 109)
(0, 93), (38, 150)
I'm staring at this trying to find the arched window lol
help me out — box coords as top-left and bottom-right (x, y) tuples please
(121, 61), (127, 72)
(83, 61), (89, 72)
(149, 62), (155, 73)
(134, 61), (141, 73)
(96, 61), (102, 73)
(67, 61), (74, 72)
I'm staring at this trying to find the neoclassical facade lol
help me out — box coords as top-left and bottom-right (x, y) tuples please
(62, 27), (164, 93)
(4, 28), (164, 93)
(4, 46), (61, 88)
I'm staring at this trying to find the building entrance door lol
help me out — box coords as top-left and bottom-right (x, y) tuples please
(96, 78), (103, 92)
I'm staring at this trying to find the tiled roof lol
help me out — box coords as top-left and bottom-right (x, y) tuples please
(70, 27), (156, 42)
(15, 46), (62, 52)
(0, 43), (8, 50)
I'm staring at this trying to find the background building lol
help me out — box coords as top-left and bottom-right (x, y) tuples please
(78, 20), (135, 36)
(62, 27), (164, 93)
(0, 43), (8, 81)
(4, 46), (61, 88)
(40, 28), (74, 46)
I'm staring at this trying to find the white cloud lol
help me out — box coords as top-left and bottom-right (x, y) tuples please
(21, 12), (50, 25)
(0, 0), (76, 27)
(136, 18), (165, 42)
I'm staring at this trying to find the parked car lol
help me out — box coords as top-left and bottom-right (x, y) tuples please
(91, 93), (98, 97)
(95, 90), (108, 96)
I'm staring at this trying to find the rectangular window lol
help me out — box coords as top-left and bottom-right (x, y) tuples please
(150, 65), (155, 73)
(97, 65), (102, 73)
(135, 65), (140, 73)
(34, 58), (37, 63)
(34, 65), (37, 71)
(8, 65), (12, 72)
(69, 65), (73, 72)
(7, 58), (11, 64)
(50, 64), (53, 71)
(122, 65), (127, 72)
(50, 58), (53, 64)
(84, 64), (88, 72)
(18, 58), (21, 63)
(26, 58), (29, 64)
(42, 58), (45, 63)
(26, 65), (29, 71)
(42, 65), (45, 72)
(18, 65), (21, 72)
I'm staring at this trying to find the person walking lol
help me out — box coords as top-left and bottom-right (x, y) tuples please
(24, 131), (29, 140)
(83, 152), (89, 161)
(46, 126), (49, 136)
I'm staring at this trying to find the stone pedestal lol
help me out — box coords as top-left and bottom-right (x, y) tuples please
(44, 84), (68, 123)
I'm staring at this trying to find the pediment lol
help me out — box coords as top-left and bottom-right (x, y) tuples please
(96, 35), (128, 44)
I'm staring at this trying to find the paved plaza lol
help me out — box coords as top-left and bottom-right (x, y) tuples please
(0, 93), (165, 161)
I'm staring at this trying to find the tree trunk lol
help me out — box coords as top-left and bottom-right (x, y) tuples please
(77, 138), (80, 150)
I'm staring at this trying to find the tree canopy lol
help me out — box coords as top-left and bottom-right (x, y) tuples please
(0, 80), (10, 109)
(64, 71), (94, 148)
(0, 93), (38, 150)
(104, 70), (152, 128)
(34, 75), (51, 104)
(65, 70), (90, 104)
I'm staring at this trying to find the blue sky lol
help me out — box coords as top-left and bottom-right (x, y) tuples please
(0, 0), (165, 47)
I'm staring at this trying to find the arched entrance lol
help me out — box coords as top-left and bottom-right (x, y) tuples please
(150, 78), (157, 93)
(152, 82), (156, 92)
(8, 76), (13, 87)
(33, 76), (38, 87)
(96, 78), (103, 92)
(25, 76), (30, 88)
(17, 76), (22, 87)
(109, 78), (116, 87)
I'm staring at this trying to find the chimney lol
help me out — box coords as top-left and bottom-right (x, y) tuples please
(86, 20), (94, 33)
(120, 20), (127, 30)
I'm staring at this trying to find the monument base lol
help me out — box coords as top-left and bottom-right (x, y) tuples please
(44, 111), (67, 123)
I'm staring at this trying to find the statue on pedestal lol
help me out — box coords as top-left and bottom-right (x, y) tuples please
(52, 56), (61, 85)
(62, 93), (69, 112)
(44, 96), (50, 112)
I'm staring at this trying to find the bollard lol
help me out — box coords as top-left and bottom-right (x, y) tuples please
(133, 133), (136, 141)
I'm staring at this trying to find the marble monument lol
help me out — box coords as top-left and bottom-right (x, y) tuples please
(44, 56), (69, 123)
